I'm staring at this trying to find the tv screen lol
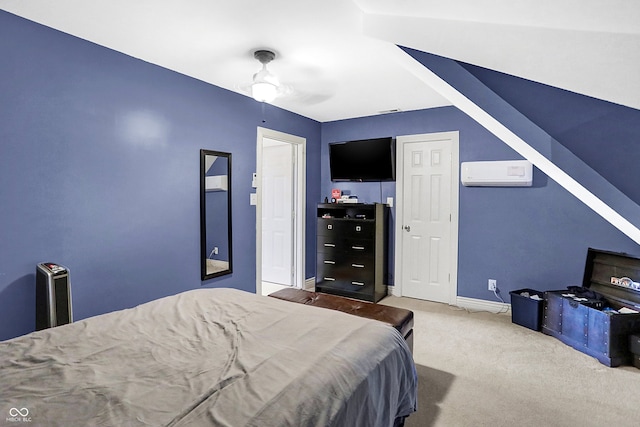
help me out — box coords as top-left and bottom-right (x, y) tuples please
(329, 137), (395, 182)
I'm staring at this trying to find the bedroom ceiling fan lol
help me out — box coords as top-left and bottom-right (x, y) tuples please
(237, 48), (332, 107)
(250, 49), (289, 103)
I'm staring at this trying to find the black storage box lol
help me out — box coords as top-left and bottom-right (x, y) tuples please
(542, 248), (640, 367)
(633, 355), (640, 369)
(630, 334), (640, 369)
(510, 288), (544, 331)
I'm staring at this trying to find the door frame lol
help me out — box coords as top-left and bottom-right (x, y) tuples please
(256, 127), (306, 295)
(393, 131), (460, 304)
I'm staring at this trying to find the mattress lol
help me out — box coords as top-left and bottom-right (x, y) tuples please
(0, 288), (417, 426)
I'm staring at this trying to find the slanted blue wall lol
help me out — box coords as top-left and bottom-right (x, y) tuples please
(401, 47), (640, 238)
(461, 63), (640, 206)
(0, 11), (321, 341)
(322, 105), (640, 301)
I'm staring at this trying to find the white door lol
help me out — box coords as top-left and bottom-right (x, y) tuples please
(262, 139), (294, 286)
(396, 132), (459, 303)
(256, 127), (306, 296)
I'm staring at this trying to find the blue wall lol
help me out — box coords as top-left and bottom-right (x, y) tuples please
(322, 106), (640, 301)
(0, 11), (320, 341)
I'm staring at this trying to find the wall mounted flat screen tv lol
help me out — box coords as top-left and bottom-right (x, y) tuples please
(329, 137), (395, 182)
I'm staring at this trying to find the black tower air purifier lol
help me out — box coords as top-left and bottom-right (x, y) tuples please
(36, 263), (73, 330)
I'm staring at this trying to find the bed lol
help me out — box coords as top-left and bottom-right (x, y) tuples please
(1, 288), (417, 426)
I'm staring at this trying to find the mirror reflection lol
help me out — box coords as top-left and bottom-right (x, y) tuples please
(200, 149), (232, 280)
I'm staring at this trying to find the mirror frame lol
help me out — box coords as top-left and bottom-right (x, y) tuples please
(200, 149), (232, 280)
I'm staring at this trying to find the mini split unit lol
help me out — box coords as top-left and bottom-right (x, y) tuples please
(461, 160), (533, 187)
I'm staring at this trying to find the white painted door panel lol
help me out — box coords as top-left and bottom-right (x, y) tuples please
(262, 139), (293, 286)
(401, 139), (452, 302)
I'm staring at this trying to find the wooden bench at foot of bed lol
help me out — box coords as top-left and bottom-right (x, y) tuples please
(269, 288), (414, 353)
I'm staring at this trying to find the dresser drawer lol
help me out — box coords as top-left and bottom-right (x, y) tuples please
(316, 235), (345, 255)
(317, 219), (375, 236)
(344, 237), (374, 255)
(344, 220), (375, 236)
(318, 262), (374, 284)
(317, 219), (346, 236)
(316, 257), (339, 276)
(316, 276), (375, 296)
(344, 257), (376, 276)
(317, 256), (372, 273)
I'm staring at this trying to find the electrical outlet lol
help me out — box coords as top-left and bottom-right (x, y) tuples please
(488, 279), (497, 291)
(386, 197), (394, 208)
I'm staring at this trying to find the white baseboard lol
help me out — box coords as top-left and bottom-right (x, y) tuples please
(304, 277), (315, 290)
(456, 296), (511, 314)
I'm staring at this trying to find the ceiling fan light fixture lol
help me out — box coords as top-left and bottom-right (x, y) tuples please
(251, 49), (280, 103)
(252, 81), (278, 103)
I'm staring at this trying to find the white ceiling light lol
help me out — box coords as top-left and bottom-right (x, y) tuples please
(251, 50), (280, 103)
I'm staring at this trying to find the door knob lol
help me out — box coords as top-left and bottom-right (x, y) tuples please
(403, 225), (410, 232)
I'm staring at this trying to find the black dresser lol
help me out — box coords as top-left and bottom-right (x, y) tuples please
(315, 203), (389, 303)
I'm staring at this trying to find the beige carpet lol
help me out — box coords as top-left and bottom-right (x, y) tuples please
(380, 295), (640, 427)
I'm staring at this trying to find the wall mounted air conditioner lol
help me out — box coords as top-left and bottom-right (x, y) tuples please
(461, 160), (533, 187)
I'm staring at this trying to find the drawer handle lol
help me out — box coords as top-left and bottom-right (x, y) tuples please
(323, 260), (335, 264)
(323, 243), (335, 247)
(351, 281), (365, 286)
(352, 246), (365, 250)
(355, 226), (362, 232)
(351, 264), (365, 268)
(323, 277), (336, 281)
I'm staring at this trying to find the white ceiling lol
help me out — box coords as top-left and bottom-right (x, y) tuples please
(1, 0), (639, 122)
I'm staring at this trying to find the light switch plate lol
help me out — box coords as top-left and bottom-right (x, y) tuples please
(250, 193), (257, 205)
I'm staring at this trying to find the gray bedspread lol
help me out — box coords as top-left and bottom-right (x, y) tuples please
(1, 288), (417, 427)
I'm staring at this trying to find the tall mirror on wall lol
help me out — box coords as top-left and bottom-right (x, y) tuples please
(200, 149), (232, 280)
